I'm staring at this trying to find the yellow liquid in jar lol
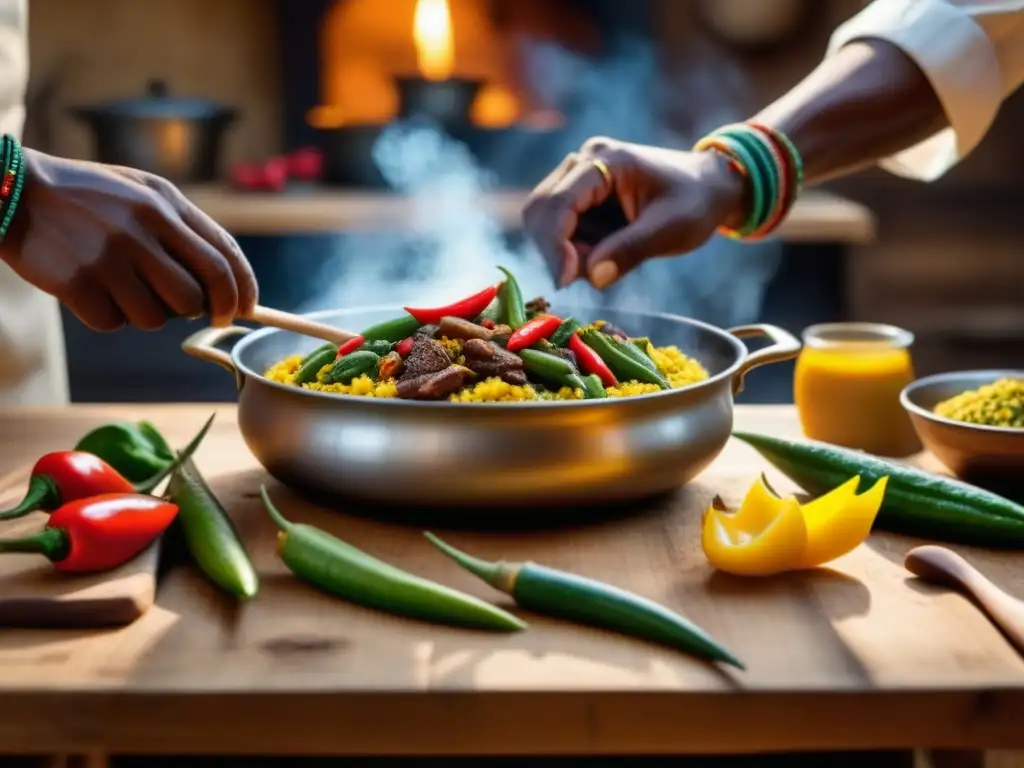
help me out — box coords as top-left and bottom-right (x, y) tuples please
(795, 344), (921, 457)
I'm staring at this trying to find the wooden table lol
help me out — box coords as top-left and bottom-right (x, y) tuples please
(0, 404), (1022, 760)
(181, 186), (877, 243)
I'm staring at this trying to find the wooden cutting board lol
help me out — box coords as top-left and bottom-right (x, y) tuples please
(0, 464), (159, 629)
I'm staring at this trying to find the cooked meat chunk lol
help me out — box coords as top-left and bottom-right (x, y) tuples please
(438, 316), (494, 341)
(396, 365), (475, 399)
(525, 296), (550, 317)
(462, 339), (528, 385)
(400, 336), (450, 379)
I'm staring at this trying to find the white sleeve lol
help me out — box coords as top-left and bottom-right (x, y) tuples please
(827, 0), (1024, 181)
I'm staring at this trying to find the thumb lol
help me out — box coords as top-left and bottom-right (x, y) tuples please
(584, 202), (678, 289)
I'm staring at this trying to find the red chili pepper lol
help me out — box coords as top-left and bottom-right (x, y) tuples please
(0, 414), (214, 521)
(404, 284), (499, 325)
(0, 493), (179, 573)
(395, 337), (415, 357)
(505, 314), (562, 352)
(568, 332), (618, 387)
(334, 335), (366, 360)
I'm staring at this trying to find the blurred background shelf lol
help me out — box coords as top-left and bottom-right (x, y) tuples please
(182, 186), (877, 243)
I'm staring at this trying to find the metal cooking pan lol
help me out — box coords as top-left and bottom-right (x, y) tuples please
(183, 307), (800, 508)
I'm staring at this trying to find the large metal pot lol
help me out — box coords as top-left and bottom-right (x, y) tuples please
(183, 307), (800, 508)
(71, 80), (237, 183)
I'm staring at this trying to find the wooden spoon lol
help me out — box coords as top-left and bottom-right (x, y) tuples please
(904, 545), (1024, 655)
(247, 305), (360, 345)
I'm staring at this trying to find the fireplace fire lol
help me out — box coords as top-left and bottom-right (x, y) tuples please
(309, 0), (521, 131)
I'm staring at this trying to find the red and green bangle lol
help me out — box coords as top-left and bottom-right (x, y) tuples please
(693, 122), (803, 241)
(0, 135), (26, 244)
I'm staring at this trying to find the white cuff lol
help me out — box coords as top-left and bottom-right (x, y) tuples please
(827, 0), (1005, 181)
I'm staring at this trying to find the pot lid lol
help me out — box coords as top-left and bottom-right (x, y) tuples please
(86, 79), (233, 119)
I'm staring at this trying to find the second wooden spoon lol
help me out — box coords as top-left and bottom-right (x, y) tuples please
(904, 545), (1024, 655)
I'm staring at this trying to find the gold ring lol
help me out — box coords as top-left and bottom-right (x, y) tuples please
(591, 158), (613, 191)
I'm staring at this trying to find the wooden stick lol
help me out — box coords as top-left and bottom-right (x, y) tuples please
(247, 305), (360, 345)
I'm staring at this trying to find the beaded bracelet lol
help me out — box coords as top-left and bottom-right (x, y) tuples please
(692, 122), (804, 241)
(0, 134), (26, 245)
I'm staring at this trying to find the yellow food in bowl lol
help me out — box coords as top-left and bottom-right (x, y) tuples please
(933, 378), (1024, 428)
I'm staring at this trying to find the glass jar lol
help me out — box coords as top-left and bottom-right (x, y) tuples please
(794, 323), (921, 457)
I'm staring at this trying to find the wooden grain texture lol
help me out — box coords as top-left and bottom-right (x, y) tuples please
(0, 404), (1021, 757)
(0, 458), (159, 629)
(181, 186), (877, 242)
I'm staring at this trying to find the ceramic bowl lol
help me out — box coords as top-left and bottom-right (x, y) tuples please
(900, 370), (1024, 499)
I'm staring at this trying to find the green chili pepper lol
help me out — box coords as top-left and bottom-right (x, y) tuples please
(424, 533), (743, 669)
(581, 329), (670, 389)
(360, 314), (422, 343)
(74, 420), (177, 483)
(497, 266), (527, 329)
(580, 373), (607, 399)
(549, 317), (581, 347)
(293, 345), (338, 385)
(167, 458), (258, 599)
(261, 488), (526, 631)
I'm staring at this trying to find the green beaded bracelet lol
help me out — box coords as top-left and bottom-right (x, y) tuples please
(0, 135), (26, 244)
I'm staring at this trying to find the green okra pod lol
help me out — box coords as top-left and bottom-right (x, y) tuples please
(581, 329), (669, 389)
(262, 489), (526, 631)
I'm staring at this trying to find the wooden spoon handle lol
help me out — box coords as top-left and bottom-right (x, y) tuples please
(247, 305), (360, 345)
(905, 545), (1024, 655)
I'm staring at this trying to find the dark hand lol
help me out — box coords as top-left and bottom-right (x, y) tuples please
(522, 137), (746, 289)
(0, 148), (258, 331)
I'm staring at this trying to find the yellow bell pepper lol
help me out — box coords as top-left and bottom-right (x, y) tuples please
(701, 474), (889, 576)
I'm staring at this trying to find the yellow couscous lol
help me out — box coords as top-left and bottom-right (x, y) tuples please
(261, 266), (711, 403)
(934, 378), (1024, 428)
(264, 341), (709, 403)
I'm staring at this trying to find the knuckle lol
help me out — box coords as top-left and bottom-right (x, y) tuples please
(582, 136), (615, 155)
(549, 189), (577, 211)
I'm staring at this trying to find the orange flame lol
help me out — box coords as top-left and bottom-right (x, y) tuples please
(413, 0), (454, 81)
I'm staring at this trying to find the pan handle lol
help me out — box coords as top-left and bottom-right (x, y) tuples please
(727, 324), (802, 395)
(181, 325), (251, 374)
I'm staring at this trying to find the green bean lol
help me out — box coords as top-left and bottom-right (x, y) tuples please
(167, 458), (258, 599)
(581, 329), (669, 389)
(360, 314), (422, 343)
(425, 533), (743, 669)
(300, 342), (337, 365)
(294, 346), (338, 385)
(628, 337), (654, 358)
(497, 266), (527, 329)
(323, 350), (380, 385)
(261, 488), (527, 632)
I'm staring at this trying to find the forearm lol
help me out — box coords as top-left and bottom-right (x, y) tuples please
(753, 39), (948, 185)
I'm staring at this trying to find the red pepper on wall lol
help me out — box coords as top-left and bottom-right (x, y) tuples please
(0, 493), (180, 573)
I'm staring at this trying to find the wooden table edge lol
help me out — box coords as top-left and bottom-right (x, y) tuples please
(0, 689), (1022, 755)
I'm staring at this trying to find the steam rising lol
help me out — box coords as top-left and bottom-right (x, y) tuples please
(298, 34), (782, 329)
